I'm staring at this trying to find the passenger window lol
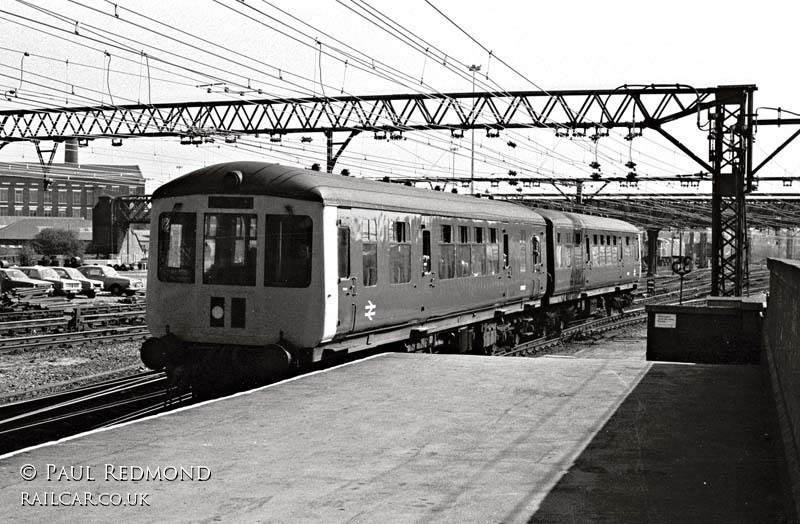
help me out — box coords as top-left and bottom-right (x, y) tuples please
(390, 221), (408, 243)
(203, 213), (257, 286)
(459, 226), (469, 244)
(439, 224), (455, 279)
(470, 226), (486, 276)
(362, 218), (378, 287)
(389, 220), (411, 284)
(362, 243), (378, 286)
(158, 212), (196, 283)
(263, 214), (312, 287)
(487, 241), (500, 275)
(456, 225), (471, 277)
(441, 224), (452, 243)
(337, 226), (350, 279)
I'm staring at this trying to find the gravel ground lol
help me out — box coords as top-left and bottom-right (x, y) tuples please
(0, 273), (150, 405)
(537, 322), (648, 360)
(0, 338), (147, 404)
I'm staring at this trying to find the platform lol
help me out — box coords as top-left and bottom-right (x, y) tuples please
(0, 352), (788, 523)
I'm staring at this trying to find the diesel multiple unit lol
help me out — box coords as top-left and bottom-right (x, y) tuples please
(141, 162), (641, 388)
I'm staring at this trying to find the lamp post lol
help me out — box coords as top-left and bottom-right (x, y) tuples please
(468, 64), (481, 195)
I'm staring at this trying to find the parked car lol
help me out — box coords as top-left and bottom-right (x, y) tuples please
(17, 266), (82, 298)
(52, 266), (103, 298)
(0, 268), (54, 294)
(77, 265), (144, 296)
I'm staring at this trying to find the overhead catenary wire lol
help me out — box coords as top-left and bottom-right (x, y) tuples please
(3, 0), (668, 185)
(0, 1), (736, 199)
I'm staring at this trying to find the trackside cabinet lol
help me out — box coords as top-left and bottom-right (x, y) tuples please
(645, 297), (765, 364)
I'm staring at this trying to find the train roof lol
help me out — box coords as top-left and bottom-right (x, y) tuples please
(153, 162), (545, 224)
(534, 208), (640, 234)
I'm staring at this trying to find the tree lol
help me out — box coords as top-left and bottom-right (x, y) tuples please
(18, 245), (38, 265)
(31, 228), (86, 257)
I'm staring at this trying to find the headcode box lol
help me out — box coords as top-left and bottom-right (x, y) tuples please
(646, 297), (765, 364)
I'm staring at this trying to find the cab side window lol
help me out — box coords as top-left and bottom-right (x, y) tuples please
(337, 226), (350, 279)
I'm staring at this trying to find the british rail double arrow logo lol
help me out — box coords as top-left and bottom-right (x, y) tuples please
(364, 300), (376, 321)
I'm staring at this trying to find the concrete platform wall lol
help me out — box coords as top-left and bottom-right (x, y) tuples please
(764, 258), (800, 520)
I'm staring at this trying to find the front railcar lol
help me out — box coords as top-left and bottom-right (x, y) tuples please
(141, 162), (333, 388)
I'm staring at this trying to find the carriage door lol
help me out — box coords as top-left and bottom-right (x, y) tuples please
(502, 231), (513, 298)
(420, 218), (437, 316)
(336, 211), (356, 334)
(350, 214), (385, 334)
(531, 231), (545, 297)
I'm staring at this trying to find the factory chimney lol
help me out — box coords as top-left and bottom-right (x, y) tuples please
(64, 138), (79, 165)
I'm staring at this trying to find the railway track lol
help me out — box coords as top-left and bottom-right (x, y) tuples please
(0, 370), (185, 455)
(0, 299), (148, 354)
(498, 272), (770, 359)
(0, 267), (770, 455)
(0, 325), (150, 354)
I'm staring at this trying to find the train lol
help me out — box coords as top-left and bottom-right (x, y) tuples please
(140, 162), (641, 391)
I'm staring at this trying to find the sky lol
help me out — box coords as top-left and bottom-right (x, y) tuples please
(0, 0), (798, 196)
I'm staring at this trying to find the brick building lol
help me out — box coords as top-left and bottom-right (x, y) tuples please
(0, 162), (145, 219)
(0, 161), (145, 262)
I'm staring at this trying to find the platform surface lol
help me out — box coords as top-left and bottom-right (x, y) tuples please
(0, 352), (787, 523)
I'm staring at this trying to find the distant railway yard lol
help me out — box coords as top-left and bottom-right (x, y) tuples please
(0, 265), (770, 454)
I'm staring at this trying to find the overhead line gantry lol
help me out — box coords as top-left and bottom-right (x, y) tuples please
(2, 84), (796, 297)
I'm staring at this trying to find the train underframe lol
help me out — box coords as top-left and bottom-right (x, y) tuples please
(399, 288), (634, 355)
(140, 288), (635, 398)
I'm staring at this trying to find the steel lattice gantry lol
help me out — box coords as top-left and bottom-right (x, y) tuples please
(709, 88), (754, 296)
(0, 85), (759, 295)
